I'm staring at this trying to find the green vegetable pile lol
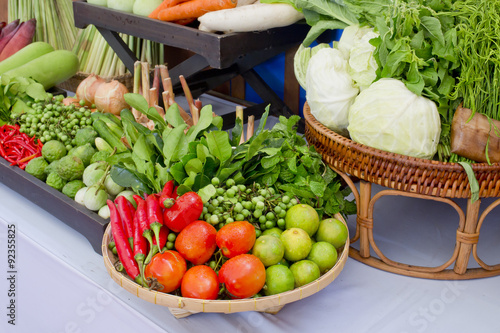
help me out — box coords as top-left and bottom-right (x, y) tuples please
(95, 93), (356, 220)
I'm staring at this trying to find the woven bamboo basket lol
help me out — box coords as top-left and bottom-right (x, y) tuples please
(303, 102), (500, 279)
(56, 71), (135, 93)
(102, 214), (349, 318)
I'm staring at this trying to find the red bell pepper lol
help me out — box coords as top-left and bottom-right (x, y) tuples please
(163, 191), (204, 233)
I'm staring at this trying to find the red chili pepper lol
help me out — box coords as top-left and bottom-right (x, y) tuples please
(132, 204), (149, 285)
(163, 192), (204, 233)
(107, 200), (145, 286)
(0, 125), (42, 169)
(115, 196), (135, 246)
(158, 180), (175, 209)
(146, 194), (166, 253)
(152, 225), (169, 250)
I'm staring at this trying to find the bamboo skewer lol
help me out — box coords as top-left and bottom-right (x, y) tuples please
(236, 106), (245, 145)
(179, 75), (199, 125)
(132, 61), (143, 122)
(247, 115), (255, 141)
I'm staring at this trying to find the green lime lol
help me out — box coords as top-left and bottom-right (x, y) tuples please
(307, 241), (338, 274)
(280, 228), (312, 262)
(41, 140), (67, 162)
(262, 227), (283, 238)
(252, 235), (285, 267)
(276, 258), (290, 267)
(316, 218), (348, 249)
(25, 157), (48, 181)
(285, 204), (320, 237)
(263, 265), (295, 296)
(289, 260), (320, 288)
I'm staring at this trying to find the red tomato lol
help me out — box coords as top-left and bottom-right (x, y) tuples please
(181, 265), (219, 300)
(216, 221), (256, 258)
(175, 220), (217, 265)
(144, 250), (186, 293)
(218, 254), (266, 299)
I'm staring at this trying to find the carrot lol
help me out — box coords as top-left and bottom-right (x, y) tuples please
(157, 0), (237, 22)
(148, 0), (192, 19)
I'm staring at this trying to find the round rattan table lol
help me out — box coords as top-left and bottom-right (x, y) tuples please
(304, 103), (500, 280)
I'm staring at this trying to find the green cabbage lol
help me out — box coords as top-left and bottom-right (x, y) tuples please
(347, 78), (441, 159)
(306, 47), (359, 136)
(338, 25), (379, 91)
(293, 43), (331, 89)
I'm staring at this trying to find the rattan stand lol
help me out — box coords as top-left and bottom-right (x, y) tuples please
(304, 103), (500, 280)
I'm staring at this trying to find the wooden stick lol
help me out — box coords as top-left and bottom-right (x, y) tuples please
(162, 91), (170, 110)
(179, 75), (199, 124)
(163, 77), (175, 106)
(132, 61), (142, 121)
(150, 87), (158, 108)
(152, 65), (161, 103)
(194, 99), (202, 111)
(159, 65), (175, 106)
(236, 106), (245, 145)
(247, 115), (255, 141)
(141, 62), (151, 106)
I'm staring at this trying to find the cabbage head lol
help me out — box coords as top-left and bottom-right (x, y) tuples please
(294, 43), (331, 90)
(338, 25), (379, 91)
(347, 78), (441, 159)
(306, 48), (359, 137)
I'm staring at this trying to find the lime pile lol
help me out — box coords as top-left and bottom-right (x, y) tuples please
(252, 203), (348, 295)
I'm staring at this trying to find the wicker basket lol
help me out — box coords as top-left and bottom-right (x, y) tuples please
(303, 103), (500, 199)
(303, 102), (500, 279)
(102, 214), (349, 318)
(56, 71), (134, 93)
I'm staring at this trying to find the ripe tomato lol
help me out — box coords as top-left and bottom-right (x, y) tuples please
(144, 250), (186, 293)
(216, 221), (256, 258)
(175, 220), (217, 265)
(181, 265), (219, 300)
(218, 254), (266, 299)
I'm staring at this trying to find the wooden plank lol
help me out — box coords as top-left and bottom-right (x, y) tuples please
(284, 45), (300, 115)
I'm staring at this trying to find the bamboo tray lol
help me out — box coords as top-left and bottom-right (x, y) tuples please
(102, 214), (349, 319)
(303, 102), (500, 280)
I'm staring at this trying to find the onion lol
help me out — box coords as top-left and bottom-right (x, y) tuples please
(76, 74), (105, 106)
(94, 80), (129, 115)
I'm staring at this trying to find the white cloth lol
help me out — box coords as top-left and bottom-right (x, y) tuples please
(0, 181), (499, 333)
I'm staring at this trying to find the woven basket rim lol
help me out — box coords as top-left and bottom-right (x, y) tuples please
(102, 214), (349, 314)
(303, 102), (500, 173)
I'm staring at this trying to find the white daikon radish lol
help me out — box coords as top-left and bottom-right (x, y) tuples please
(198, 3), (304, 33)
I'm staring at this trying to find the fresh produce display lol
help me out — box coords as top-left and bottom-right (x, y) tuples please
(0, 3), (356, 309)
(288, 0), (500, 165)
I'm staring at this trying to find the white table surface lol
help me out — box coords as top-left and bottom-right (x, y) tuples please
(1, 178), (500, 333)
